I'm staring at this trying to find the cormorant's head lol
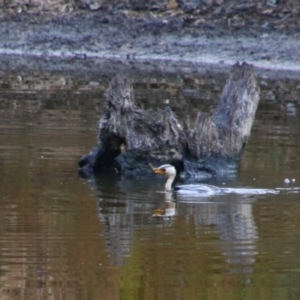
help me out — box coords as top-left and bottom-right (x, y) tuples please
(150, 164), (176, 177)
(149, 160), (184, 188)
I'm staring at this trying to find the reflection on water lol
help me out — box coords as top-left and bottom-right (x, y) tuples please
(0, 58), (300, 299)
(215, 200), (258, 273)
(96, 179), (259, 274)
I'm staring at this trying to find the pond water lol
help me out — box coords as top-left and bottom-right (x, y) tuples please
(0, 58), (300, 300)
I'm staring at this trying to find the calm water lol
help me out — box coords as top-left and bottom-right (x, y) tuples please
(1, 59), (300, 300)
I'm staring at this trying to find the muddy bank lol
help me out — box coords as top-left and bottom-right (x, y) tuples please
(0, 1), (300, 74)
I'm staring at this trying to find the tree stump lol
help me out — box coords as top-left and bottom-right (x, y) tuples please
(79, 62), (260, 178)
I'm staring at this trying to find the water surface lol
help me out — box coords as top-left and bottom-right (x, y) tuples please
(0, 59), (300, 300)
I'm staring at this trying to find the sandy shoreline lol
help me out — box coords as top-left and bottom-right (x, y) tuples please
(0, 9), (299, 78)
(1, 35), (299, 73)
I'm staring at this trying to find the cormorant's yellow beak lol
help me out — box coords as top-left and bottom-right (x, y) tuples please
(149, 164), (167, 175)
(152, 168), (166, 175)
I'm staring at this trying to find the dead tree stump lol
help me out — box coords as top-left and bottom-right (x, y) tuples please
(79, 62), (260, 178)
(186, 62), (260, 172)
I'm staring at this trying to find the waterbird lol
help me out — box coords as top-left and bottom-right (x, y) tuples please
(149, 163), (221, 194)
(149, 163), (277, 196)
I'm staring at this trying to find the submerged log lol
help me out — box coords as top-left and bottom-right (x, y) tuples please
(79, 62), (260, 178)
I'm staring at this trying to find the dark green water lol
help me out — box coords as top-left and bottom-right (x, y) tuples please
(0, 59), (300, 300)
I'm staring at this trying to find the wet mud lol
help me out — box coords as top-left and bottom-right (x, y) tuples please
(0, 1), (299, 75)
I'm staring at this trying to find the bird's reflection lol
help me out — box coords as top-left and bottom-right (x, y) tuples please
(152, 192), (176, 218)
(87, 173), (258, 272)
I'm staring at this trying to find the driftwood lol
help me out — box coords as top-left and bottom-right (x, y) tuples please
(79, 62), (260, 178)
